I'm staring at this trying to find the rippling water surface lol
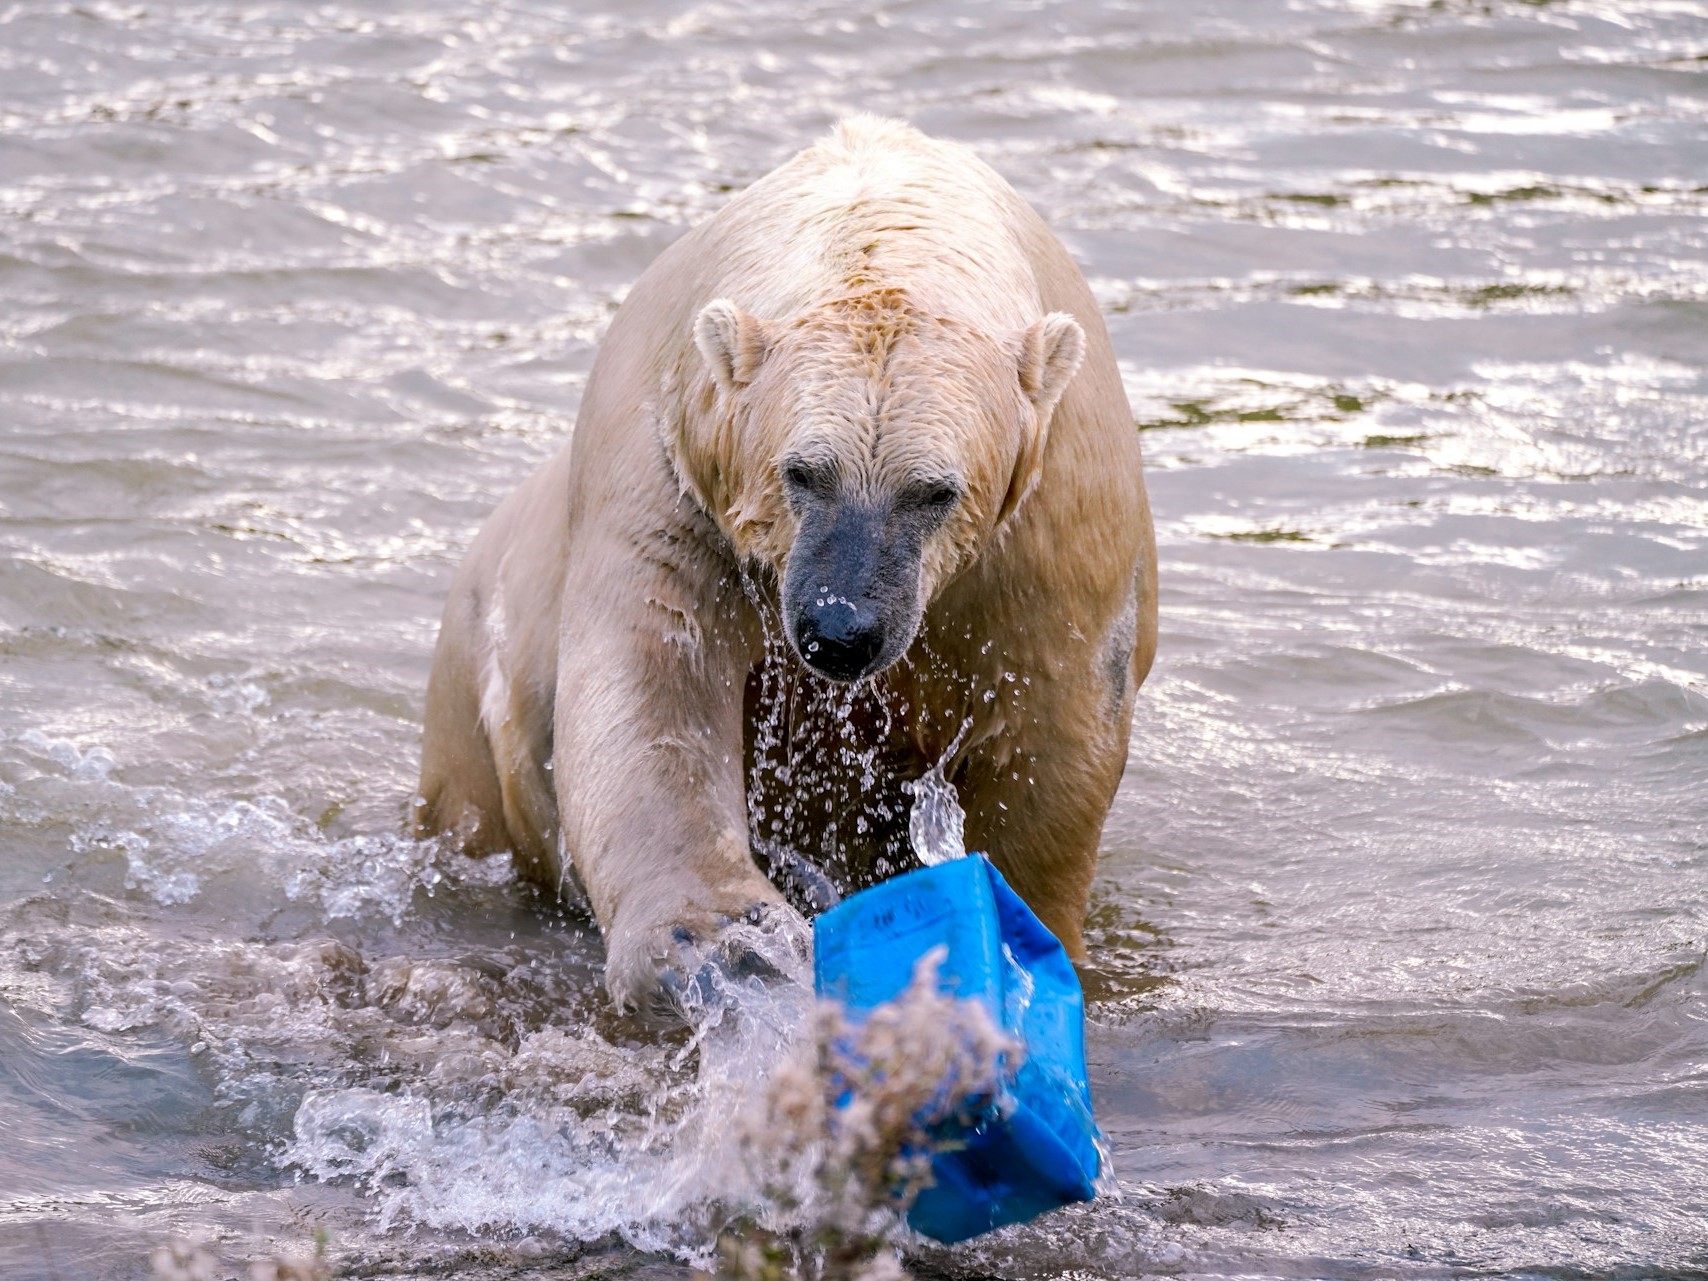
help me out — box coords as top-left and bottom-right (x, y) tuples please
(3, 2), (1706, 1278)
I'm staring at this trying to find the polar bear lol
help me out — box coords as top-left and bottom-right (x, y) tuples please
(416, 117), (1156, 1021)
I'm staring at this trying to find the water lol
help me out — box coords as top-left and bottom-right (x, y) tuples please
(2, 1), (1706, 1277)
(908, 725), (969, 867)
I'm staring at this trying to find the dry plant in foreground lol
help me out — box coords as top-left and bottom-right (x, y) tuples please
(713, 948), (1020, 1281)
(150, 1234), (331, 1281)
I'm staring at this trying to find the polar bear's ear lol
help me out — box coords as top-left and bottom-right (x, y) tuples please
(999, 312), (1085, 527)
(1015, 311), (1085, 419)
(695, 298), (774, 392)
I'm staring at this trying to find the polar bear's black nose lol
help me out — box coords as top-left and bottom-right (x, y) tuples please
(797, 600), (885, 681)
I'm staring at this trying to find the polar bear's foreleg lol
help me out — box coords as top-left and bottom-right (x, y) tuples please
(550, 517), (800, 1021)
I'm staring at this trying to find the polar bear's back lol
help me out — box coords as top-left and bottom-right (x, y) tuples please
(668, 117), (1059, 330)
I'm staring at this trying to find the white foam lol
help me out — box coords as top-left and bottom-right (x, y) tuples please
(284, 939), (814, 1262)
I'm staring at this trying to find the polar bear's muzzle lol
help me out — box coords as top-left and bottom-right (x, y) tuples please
(782, 497), (926, 683)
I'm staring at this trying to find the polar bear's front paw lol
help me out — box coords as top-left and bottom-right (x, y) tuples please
(605, 900), (810, 1027)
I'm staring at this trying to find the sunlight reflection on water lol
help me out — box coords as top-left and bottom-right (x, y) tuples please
(2, 1), (1706, 1278)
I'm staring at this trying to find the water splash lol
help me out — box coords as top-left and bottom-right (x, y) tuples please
(740, 576), (910, 898)
(51, 755), (508, 924)
(282, 916), (815, 1262)
(905, 722), (970, 867)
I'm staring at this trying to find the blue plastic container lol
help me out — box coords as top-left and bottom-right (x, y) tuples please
(812, 855), (1099, 1243)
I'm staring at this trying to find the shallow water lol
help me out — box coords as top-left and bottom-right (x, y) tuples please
(2, 1), (1706, 1278)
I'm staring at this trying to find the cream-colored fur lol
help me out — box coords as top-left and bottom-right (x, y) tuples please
(417, 117), (1157, 1017)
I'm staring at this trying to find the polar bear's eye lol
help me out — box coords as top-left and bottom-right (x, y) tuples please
(909, 479), (963, 513)
(780, 457), (833, 500)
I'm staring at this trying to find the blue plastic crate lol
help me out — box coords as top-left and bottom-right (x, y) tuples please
(812, 855), (1100, 1243)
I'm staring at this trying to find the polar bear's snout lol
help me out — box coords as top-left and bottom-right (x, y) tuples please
(782, 494), (929, 683)
(795, 593), (885, 681)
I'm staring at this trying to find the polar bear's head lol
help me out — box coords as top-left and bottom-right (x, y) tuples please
(677, 288), (1084, 683)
